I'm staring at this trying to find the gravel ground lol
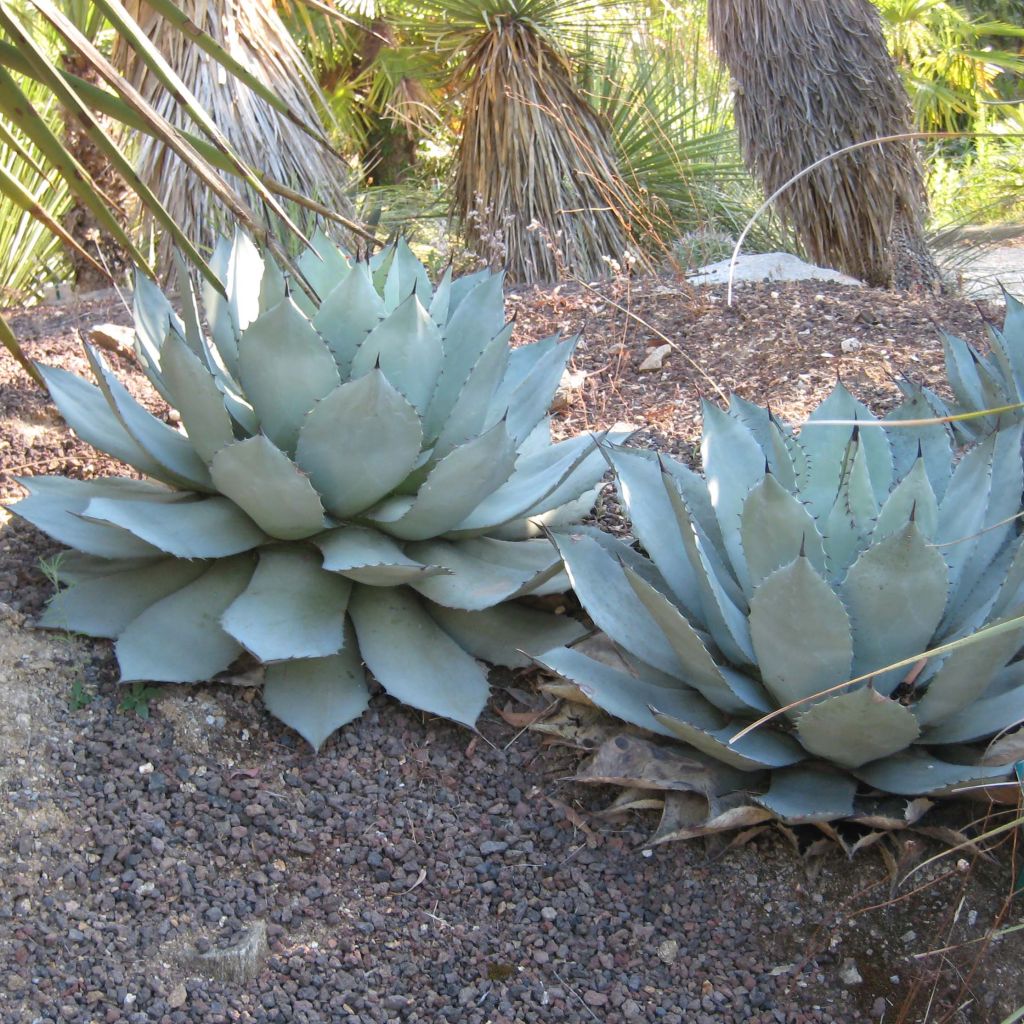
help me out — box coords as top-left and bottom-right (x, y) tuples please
(1, 276), (1023, 1024)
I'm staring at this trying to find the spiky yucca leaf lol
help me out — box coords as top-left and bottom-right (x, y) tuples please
(10, 233), (618, 750)
(538, 384), (1024, 837)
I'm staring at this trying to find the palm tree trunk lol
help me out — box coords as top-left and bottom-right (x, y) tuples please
(708, 0), (941, 290)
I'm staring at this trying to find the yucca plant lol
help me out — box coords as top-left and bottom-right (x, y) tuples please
(537, 384), (1024, 835)
(9, 232), (618, 750)
(899, 289), (1024, 440)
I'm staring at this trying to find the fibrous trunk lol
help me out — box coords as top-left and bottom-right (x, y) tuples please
(708, 0), (941, 290)
(453, 16), (635, 283)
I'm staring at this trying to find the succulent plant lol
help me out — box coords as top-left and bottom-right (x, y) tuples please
(899, 288), (1024, 440)
(11, 231), (615, 749)
(537, 384), (1024, 832)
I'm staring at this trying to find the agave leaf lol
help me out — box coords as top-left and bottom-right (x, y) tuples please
(210, 436), (327, 541)
(741, 472), (826, 589)
(258, 254), (287, 316)
(295, 370), (423, 518)
(666, 482), (755, 667)
(536, 646), (725, 738)
(202, 235), (238, 374)
(407, 537), (562, 610)
(447, 266), (491, 314)
(885, 390), (953, 503)
(117, 554), (254, 682)
(872, 457), (939, 542)
(700, 399), (765, 590)
(429, 264), (452, 326)
(383, 237), (432, 312)
(10, 476), (167, 559)
(749, 556), (853, 715)
(171, 254), (205, 357)
(603, 447), (702, 618)
(622, 565), (771, 715)
(853, 751), (1011, 797)
(295, 227), (351, 311)
(436, 272), (505, 385)
(431, 323), (513, 456)
(39, 558), (207, 637)
(936, 432), (996, 601)
(652, 708), (805, 771)
(221, 547), (351, 662)
(661, 456), (731, 567)
(795, 687), (920, 769)
(40, 552), (155, 584)
(131, 273), (181, 402)
(350, 294), (444, 415)
(752, 766), (858, 823)
(998, 290), (1024, 393)
(85, 345), (214, 492)
(159, 332), (235, 464)
(924, 677), (1024, 744)
(841, 522), (949, 695)
(39, 364), (171, 481)
(728, 395), (797, 491)
(263, 642), (369, 753)
(992, 541), (1024, 620)
(368, 421), (518, 541)
(311, 262), (385, 376)
(82, 495), (267, 558)
(513, 437), (615, 523)
(487, 334), (562, 421)
(549, 531), (684, 676)
(914, 612), (1024, 728)
(801, 383), (892, 517)
(945, 423), (1024, 621)
(822, 432), (878, 577)
(427, 603), (586, 669)
(316, 525), (448, 585)
(503, 337), (577, 446)
(348, 585), (490, 728)
(944, 333), (994, 423)
(237, 298), (340, 454)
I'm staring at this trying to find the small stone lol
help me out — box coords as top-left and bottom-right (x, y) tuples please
(138, 763), (154, 775)
(839, 959), (863, 986)
(657, 939), (679, 964)
(639, 344), (672, 372)
(841, 338), (862, 353)
(583, 991), (608, 1007)
(479, 840), (508, 856)
(89, 323), (135, 354)
(167, 984), (187, 1009)
(540, 907), (557, 922)
(871, 997), (887, 1018)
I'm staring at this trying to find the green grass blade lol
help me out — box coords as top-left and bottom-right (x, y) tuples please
(0, 160), (109, 280)
(0, 62), (148, 273)
(85, 0), (309, 245)
(0, 311), (44, 389)
(137, 0), (337, 153)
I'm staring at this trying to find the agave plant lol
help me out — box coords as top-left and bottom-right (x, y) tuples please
(537, 384), (1024, 834)
(10, 232), (615, 750)
(900, 289), (1024, 440)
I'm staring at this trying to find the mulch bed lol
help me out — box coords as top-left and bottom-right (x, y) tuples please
(0, 276), (1021, 1024)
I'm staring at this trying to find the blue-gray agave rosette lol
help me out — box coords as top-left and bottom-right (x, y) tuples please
(538, 384), (1024, 832)
(12, 232), (614, 749)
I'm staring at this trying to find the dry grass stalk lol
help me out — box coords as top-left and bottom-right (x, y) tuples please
(453, 16), (641, 284)
(708, 0), (940, 289)
(114, 0), (354, 262)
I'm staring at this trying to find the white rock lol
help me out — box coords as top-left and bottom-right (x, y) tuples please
(687, 252), (863, 288)
(639, 344), (673, 371)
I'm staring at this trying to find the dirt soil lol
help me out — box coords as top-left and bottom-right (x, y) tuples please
(0, 277), (1023, 1024)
